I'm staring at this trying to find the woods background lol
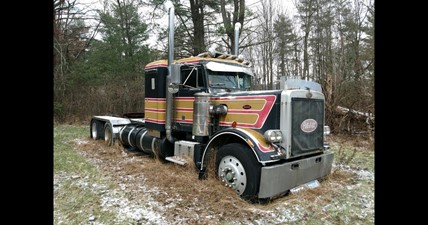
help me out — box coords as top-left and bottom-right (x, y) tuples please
(53, 0), (374, 136)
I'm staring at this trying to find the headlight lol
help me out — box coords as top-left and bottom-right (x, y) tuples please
(264, 130), (283, 143)
(324, 126), (331, 135)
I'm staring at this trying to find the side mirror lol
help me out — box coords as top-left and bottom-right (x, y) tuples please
(168, 63), (181, 94)
(171, 63), (181, 84)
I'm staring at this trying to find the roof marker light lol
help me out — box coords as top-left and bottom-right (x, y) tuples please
(208, 47), (216, 57)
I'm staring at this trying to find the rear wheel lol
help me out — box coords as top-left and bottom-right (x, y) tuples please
(104, 123), (114, 146)
(216, 143), (261, 201)
(91, 120), (102, 140)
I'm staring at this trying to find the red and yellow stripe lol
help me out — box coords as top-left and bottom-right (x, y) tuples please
(237, 128), (275, 152)
(211, 95), (276, 129)
(144, 98), (166, 124)
(144, 95), (276, 130)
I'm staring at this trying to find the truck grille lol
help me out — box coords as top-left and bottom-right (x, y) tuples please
(291, 98), (324, 156)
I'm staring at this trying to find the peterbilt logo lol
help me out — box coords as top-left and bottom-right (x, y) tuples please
(301, 119), (318, 133)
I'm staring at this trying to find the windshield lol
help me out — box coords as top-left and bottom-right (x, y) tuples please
(208, 70), (252, 93)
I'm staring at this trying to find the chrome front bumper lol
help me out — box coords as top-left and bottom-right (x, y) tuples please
(258, 151), (334, 199)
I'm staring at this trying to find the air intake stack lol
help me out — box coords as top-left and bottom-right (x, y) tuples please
(192, 92), (211, 142)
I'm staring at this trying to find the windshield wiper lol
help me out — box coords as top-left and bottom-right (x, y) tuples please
(210, 83), (226, 87)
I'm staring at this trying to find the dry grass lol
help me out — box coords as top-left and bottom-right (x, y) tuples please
(77, 138), (258, 223)
(55, 125), (374, 224)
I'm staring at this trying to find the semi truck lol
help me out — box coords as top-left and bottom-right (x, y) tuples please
(89, 1), (334, 202)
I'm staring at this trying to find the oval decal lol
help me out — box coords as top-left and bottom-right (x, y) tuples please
(301, 119), (318, 133)
(242, 105), (252, 109)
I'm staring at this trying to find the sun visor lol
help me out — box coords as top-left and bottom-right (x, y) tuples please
(206, 62), (253, 76)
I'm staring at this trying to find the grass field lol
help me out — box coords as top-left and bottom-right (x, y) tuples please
(54, 124), (374, 224)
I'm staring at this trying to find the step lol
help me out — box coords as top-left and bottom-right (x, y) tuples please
(165, 156), (188, 166)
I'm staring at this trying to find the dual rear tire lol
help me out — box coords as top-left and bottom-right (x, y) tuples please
(90, 120), (114, 146)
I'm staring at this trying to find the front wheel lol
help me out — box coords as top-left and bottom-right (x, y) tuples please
(215, 143), (261, 201)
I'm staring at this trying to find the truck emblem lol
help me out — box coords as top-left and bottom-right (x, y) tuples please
(243, 105), (252, 109)
(301, 119), (317, 133)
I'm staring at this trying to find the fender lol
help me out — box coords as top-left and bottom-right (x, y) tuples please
(199, 127), (281, 171)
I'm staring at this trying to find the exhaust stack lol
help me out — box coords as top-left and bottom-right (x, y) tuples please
(234, 22), (241, 55)
(164, 0), (175, 143)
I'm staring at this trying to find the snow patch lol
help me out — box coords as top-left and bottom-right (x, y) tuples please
(334, 164), (374, 181)
(74, 138), (89, 145)
(253, 204), (305, 224)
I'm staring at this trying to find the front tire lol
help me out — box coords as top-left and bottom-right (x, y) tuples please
(216, 143), (261, 201)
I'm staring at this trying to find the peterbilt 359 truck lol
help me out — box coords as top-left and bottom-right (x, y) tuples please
(89, 1), (334, 202)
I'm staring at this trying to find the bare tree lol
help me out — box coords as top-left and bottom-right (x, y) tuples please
(219, 0), (246, 54)
(246, 0), (279, 90)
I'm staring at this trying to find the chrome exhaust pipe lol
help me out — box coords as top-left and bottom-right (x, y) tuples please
(164, 0), (175, 143)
